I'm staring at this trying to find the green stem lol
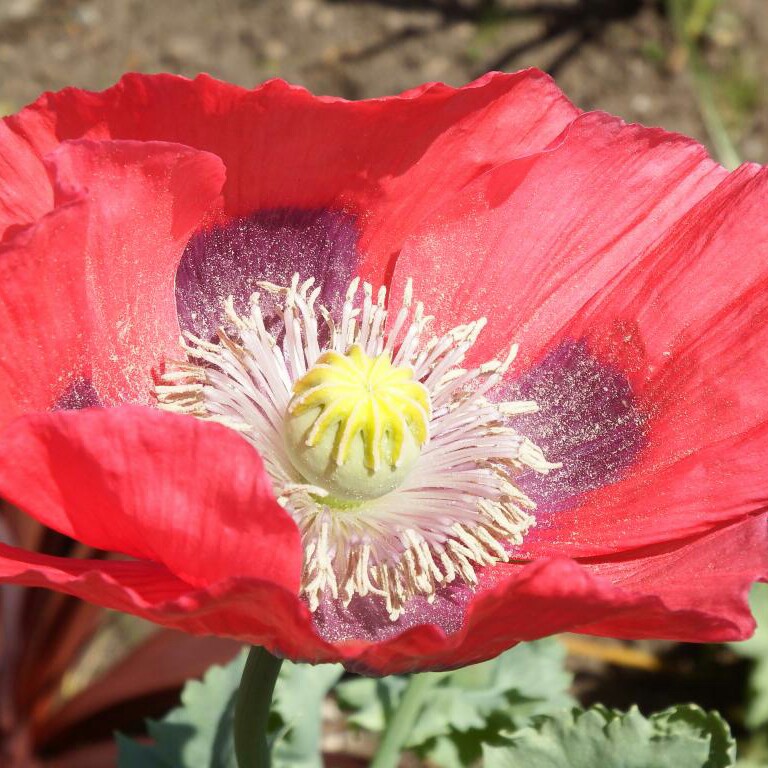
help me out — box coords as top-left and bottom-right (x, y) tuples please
(687, 47), (742, 170)
(666, 0), (741, 170)
(234, 646), (283, 768)
(370, 673), (439, 768)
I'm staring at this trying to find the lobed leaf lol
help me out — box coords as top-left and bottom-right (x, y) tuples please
(117, 649), (342, 768)
(336, 637), (574, 766)
(482, 703), (736, 768)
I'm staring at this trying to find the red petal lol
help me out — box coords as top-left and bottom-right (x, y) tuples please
(569, 164), (768, 380)
(0, 200), (90, 428)
(9, 70), (578, 284)
(0, 543), (196, 615)
(0, 139), (225, 429)
(346, 515), (767, 673)
(526, 166), (768, 556)
(0, 541), (337, 665)
(578, 513), (768, 641)
(1, 499), (762, 674)
(0, 120), (52, 238)
(390, 112), (727, 366)
(0, 406), (301, 591)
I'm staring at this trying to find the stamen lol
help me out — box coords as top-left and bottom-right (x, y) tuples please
(155, 274), (558, 622)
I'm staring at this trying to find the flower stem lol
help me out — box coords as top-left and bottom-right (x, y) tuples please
(370, 672), (438, 768)
(234, 646), (283, 768)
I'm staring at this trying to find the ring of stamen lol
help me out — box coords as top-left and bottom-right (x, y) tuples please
(156, 274), (559, 620)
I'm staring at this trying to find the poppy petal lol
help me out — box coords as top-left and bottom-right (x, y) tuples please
(578, 513), (768, 641)
(47, 139), (226, 404)
(0, 120), (52, 238)
(0, 139), (225, 430)
(0, 541), (334, 663)
(0, 200), (90, 429)
(1, 498), (762, 675)
(175, 207), (361, 341)
(523, 166), (768, 555)
(9, 70), (578, 288)
(0, 406), (301, 591)
(390, 111), (727, 366)
(345, 514), (767, 674)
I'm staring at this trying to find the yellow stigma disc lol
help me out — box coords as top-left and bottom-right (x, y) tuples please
(284, 345), (430, 501)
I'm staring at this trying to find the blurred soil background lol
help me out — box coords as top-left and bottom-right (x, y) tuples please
(0, 0), (765, 167)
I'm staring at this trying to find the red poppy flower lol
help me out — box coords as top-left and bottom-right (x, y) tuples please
(0, 70), (766, 675)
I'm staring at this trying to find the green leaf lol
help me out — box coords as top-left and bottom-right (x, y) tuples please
(482, 704), (736, 768)
(336, 638), (574, 766)
(119, 649), (246, 768)
(271, 661), (344, 768)
(336, 676), (408, 733)
(117, 650), (342, 768)
(730, 584), (768, 729)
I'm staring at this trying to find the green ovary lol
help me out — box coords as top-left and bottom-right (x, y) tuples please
(284, 344), (431, 502)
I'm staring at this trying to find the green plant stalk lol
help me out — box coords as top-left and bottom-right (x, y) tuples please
(687, 46), (742, 170)
(234, 646), (284, 768)
(370, 672), (440, 768)
(666, 0), (741, 170)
